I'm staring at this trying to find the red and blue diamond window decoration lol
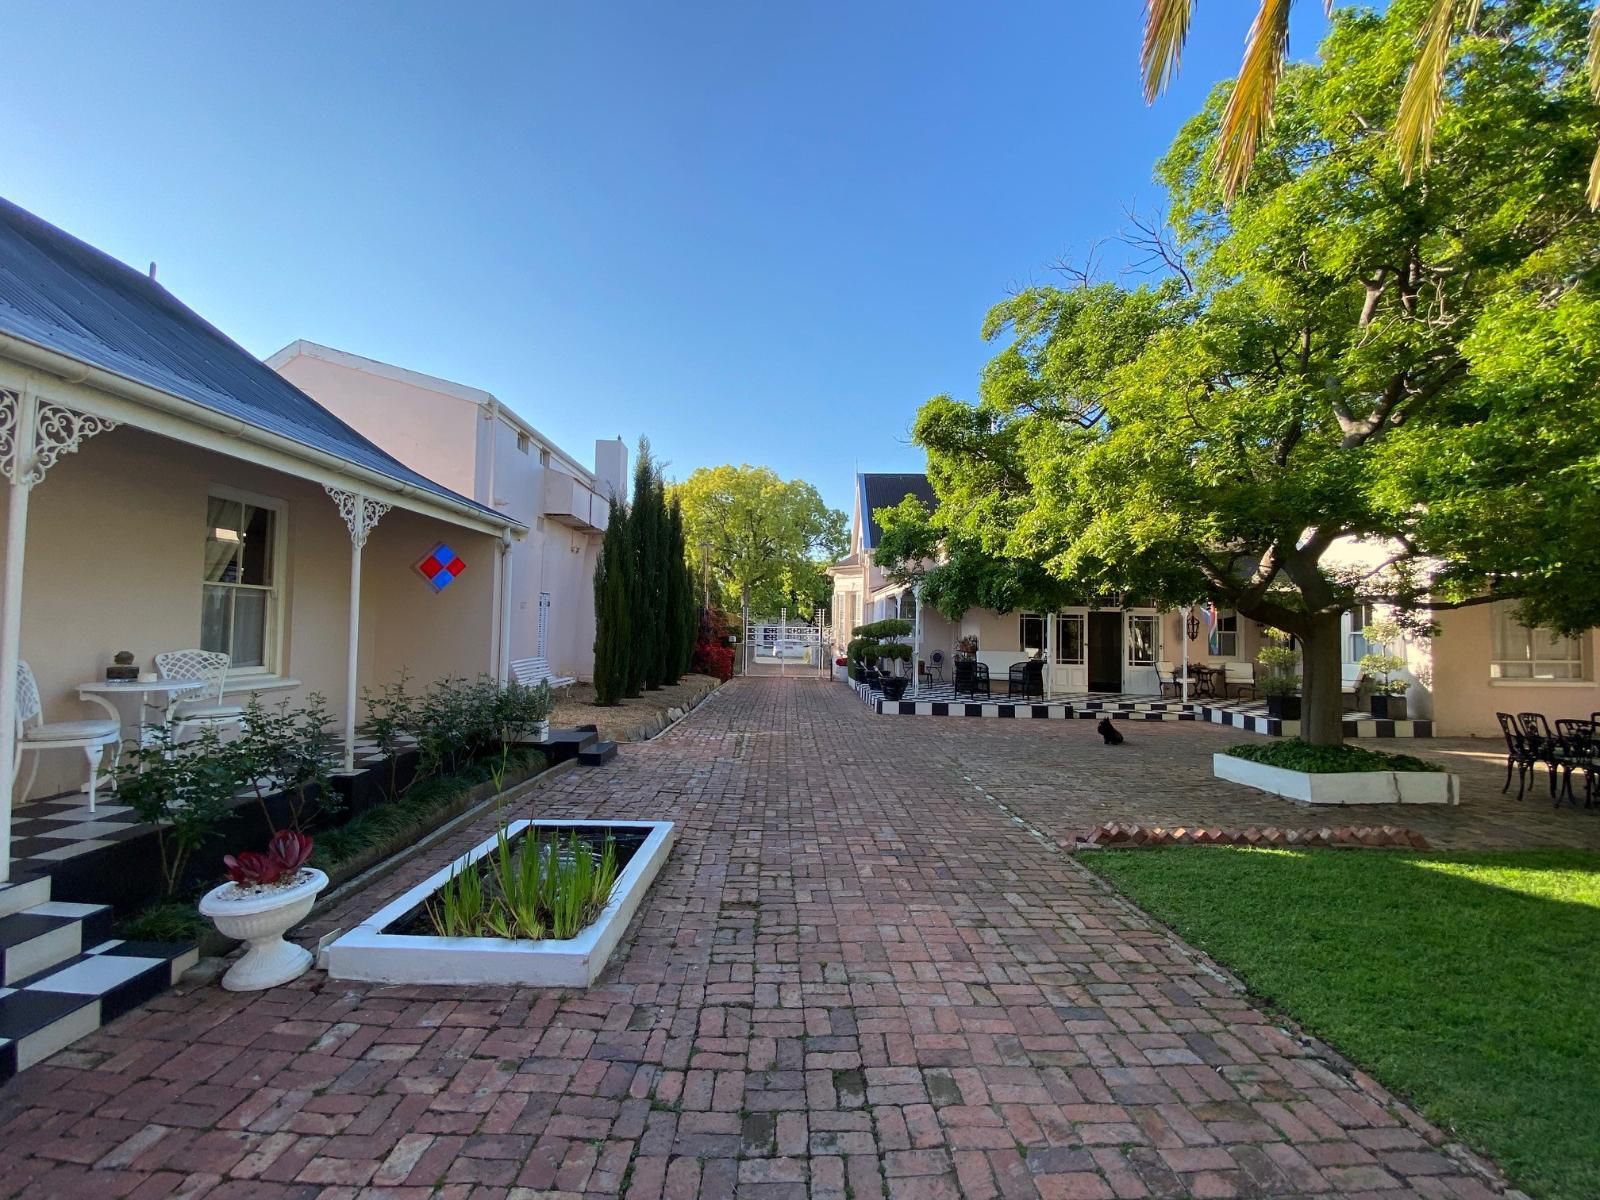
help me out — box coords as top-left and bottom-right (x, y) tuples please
(417, 542), (467, 592)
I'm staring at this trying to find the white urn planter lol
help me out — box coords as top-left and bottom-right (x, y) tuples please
(531, 719), (551, 742)
(199, 868), (328, 991)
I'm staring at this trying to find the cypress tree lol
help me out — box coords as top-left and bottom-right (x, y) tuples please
(651, 464), (674, 686)
(627, 442), (658, 695)
(592, 495), (633, 705)
(662, 496), (687, 686)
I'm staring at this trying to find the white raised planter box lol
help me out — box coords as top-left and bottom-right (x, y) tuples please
(326, 819), (674, 987)
(1213, 753), (1459, 806)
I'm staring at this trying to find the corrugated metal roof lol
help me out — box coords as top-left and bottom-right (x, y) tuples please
(0, 195), (510, 527)
(859, 472), (937, 549)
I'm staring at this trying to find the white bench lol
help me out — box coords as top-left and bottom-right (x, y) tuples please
(511, 656), (575, 694)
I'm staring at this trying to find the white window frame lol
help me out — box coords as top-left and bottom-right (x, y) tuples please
(1208, 609), (1238, 657)
(1019, 612), (1044, 654)
(1055, 613), (1086, 665)
(1346, 603), (1379, 664)
(1490, 601), (1588, 682)
(203, 484), (288, 677)
(1126, 613), (1158, 666)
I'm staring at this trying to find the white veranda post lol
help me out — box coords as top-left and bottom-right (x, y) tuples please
(0, 386), (117, 882)
(911, 583), (923, 697)
(325, 486), (391, 772)
(1180, 604), (1192, 704)
(1045, 612), (1055, 700)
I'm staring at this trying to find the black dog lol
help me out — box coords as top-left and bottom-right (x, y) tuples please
(1097, 717), (1124, 745)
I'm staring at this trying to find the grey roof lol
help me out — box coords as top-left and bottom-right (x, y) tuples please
(0, 196), (510, 526)
(859, 472), (937, 549)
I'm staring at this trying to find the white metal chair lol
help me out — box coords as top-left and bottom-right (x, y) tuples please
(155, 649), (245, 739)
(1223, 661), (1258, 700)
(15, 661), (121, 812)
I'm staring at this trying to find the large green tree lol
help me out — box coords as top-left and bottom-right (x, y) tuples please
(672, 465), (847, 620)
(904, 0), (1600, 744)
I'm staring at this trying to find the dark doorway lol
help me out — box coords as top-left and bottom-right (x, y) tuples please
(1087, 612), (1122, 693)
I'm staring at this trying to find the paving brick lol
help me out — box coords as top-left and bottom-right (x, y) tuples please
(0, 679), (1541, 1200)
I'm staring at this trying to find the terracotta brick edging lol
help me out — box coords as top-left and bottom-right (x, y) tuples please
(1068, 820), (1431, 850)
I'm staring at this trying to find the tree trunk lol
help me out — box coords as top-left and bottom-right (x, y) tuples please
(1299, 610), (1344, 746)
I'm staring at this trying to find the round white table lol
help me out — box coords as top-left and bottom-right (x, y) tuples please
(77, 678), (206, 747)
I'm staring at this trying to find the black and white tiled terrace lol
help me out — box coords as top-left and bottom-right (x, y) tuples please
(850, 678), (1433, 738)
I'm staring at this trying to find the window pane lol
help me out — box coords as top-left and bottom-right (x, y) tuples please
(1057, 615), (1084, 664)
(205, 497), (241, 583)
(1128, 616), (1156, 664)
(230, 590), (268, 668)
(201, 585), (232, 654)
(240, 505), (275, 586)
(1020, 613), (1043, 652)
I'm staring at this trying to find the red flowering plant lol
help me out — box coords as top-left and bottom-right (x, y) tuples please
(224, 830), (315, 888)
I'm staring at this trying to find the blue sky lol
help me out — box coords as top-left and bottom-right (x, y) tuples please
(5, 2), (1330, 516)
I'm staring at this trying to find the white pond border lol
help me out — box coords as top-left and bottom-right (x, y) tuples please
(1213, 753), (1459, 805)
(326, 818), (675, 987)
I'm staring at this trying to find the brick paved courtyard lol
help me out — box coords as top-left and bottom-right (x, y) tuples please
(0, 677), (1580, 1199)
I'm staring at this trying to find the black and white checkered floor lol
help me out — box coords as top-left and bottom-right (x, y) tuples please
(852, 682), (1433, 738)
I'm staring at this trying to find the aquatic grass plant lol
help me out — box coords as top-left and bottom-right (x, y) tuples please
(427, 826), (620, 941)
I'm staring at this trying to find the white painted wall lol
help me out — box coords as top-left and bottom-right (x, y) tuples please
(271, 342), (620, 681)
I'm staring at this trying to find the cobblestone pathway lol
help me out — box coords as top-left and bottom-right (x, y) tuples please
(0, 678), (1547, 1199)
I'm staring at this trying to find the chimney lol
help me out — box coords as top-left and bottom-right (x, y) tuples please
(593, 438), (629, 504)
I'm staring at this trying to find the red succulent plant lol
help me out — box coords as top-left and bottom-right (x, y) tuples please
(223, 850), (284, 886)
(268, 830), (315, 872)
(223, 830), (316, 887)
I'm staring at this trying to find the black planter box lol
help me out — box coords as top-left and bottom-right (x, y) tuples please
(881, 677), (910, 701)
(334, 749), (419, 817)
(1370, 694), (1408, 720)
(1266, 695), (1302, 720)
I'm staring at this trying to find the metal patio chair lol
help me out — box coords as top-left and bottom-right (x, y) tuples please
(14, 661), (120, 812)
(155, 649), (245, 740)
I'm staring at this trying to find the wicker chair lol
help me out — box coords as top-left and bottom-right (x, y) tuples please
(953, 658), (991, 699)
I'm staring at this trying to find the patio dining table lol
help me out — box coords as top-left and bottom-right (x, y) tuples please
(1184, 665), (1221, 699)
(77, 678), (205, 747)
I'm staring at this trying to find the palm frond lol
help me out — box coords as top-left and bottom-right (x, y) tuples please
(1588, 3), (1600, 102)
(1141, 0), (1195, 102)
(1396, 0), (1461, 184)
(1216, 0), (1294, 201)
(1588, 4), (1600, 209)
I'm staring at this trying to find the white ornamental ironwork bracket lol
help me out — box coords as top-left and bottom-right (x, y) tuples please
(0, 388), (119, 486)
(324, 485), (391, 549)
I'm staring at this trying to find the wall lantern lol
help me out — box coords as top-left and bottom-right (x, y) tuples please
(1185, 611), (1201, 642)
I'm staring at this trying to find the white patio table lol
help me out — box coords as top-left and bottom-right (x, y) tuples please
(77, 678), (205, 747)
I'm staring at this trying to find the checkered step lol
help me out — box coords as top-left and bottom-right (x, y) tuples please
(0, 874), (196, 1083)
(0, 939), (197, 1081)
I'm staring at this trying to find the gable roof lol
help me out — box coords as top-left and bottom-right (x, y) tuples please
(0, 196), (511, 528)
(858, 472), (937, 550)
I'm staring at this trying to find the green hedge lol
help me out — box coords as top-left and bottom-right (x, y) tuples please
(1225, 740), (1443, 773)
(851, 619), (913, 640)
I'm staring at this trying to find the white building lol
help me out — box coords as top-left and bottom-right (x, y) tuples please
(268, 341), (626, 682)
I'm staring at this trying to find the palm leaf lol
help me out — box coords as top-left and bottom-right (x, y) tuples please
(1396, 0), (1461, 184)
(1141, 0), (1195, 101)
(1216, 0), (1294, 201)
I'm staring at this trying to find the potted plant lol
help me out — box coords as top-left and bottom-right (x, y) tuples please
(1359, 618), (1410, 720)
(199, 831), (327, 991)
(849, 620), (914, 698)
(956, 634), (979, 660)
(1256, 637), (1301, 720)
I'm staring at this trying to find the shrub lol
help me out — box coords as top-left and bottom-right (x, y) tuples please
(1225, 740), (1443, 773)
(1359, 617), (1410, 696)
(117, 725), (246, 898)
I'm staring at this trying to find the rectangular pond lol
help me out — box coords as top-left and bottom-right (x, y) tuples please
(325, 818), (674, 987)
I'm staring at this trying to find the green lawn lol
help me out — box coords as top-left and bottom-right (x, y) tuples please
(1082, 848), (1600, 1200)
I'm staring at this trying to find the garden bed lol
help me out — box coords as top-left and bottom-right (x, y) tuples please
(1215, 740), (1457, 805)
(326, 818), (674, 987)
(549, 674), (720, 743)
